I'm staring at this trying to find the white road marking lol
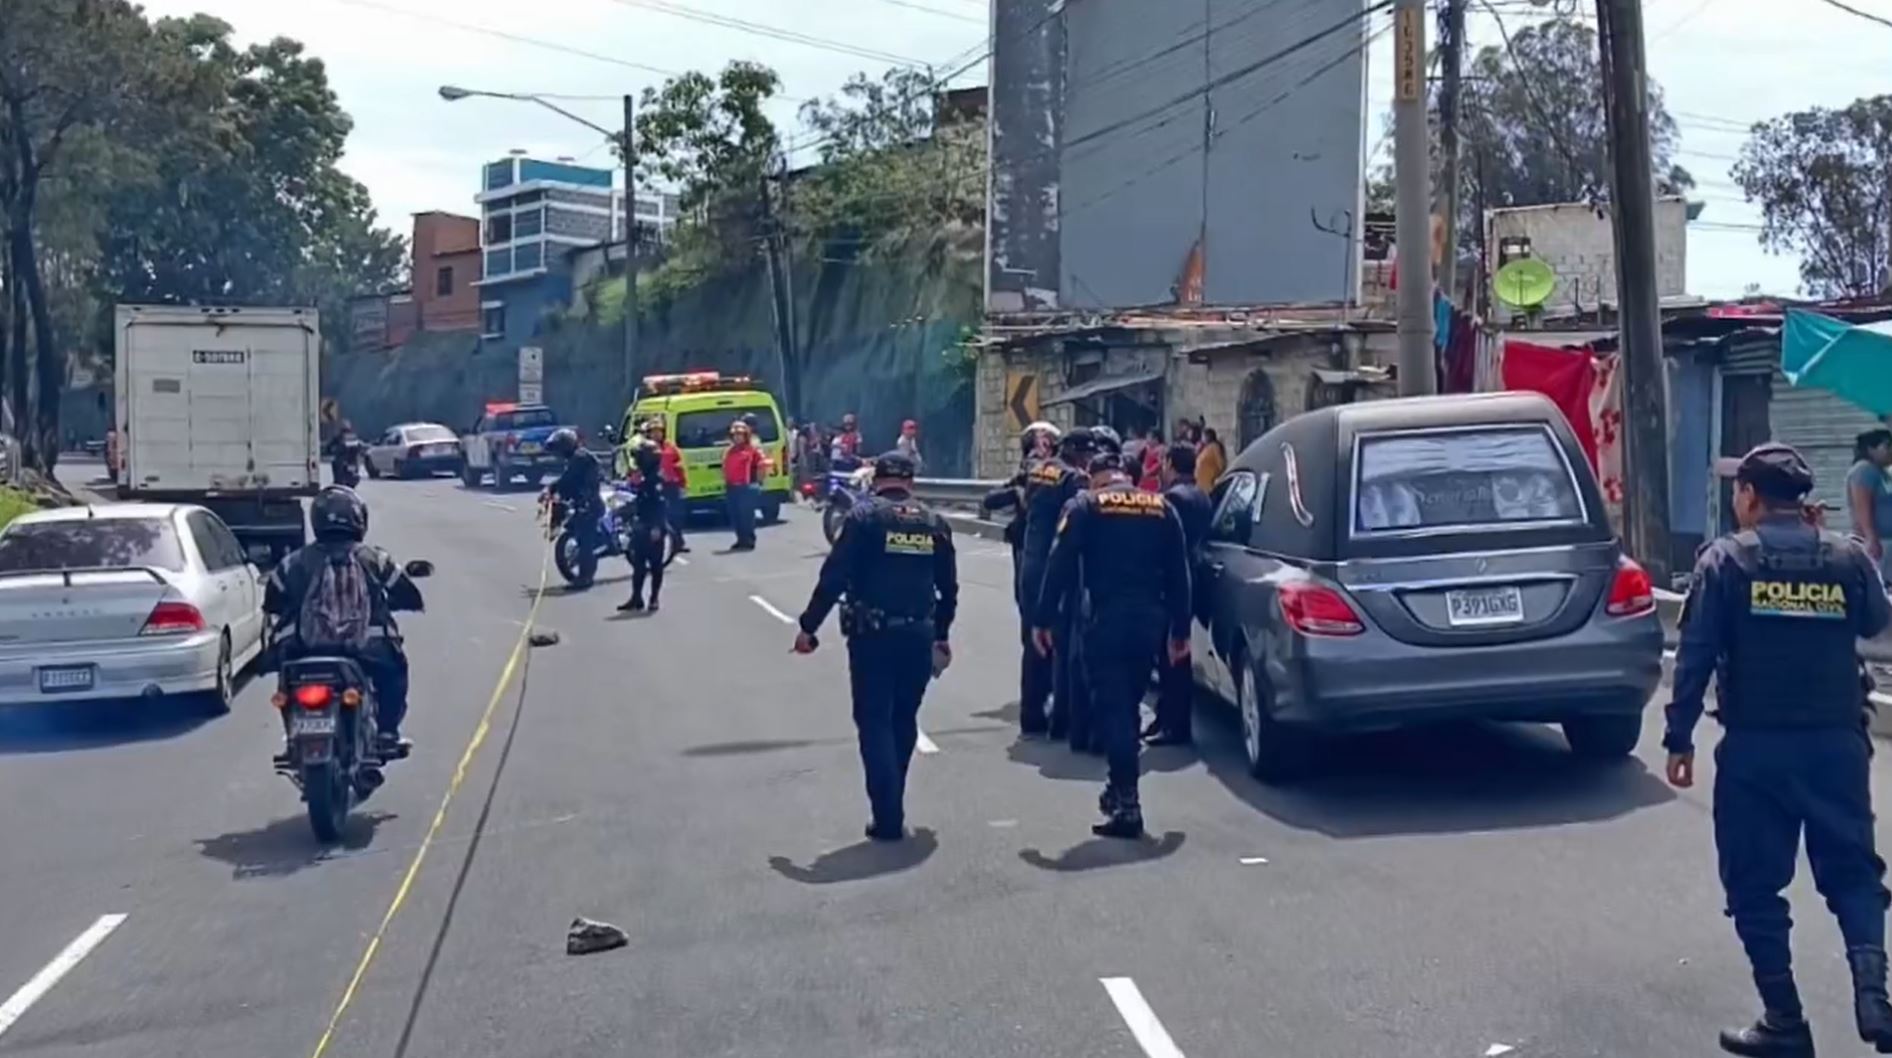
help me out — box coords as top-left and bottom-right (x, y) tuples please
(987, 819), (1018, 828)
(672, 556), (689, 567)
(1662, 648), (1676, 660)
(1485, 1046), (1516, 1057)
(1100, 977), (1185, 1058)
(483, 501), (517, 512)
(0, 914), (128, 1039)
(749, 595), (795, 624)
(916, 732), (939, 755)
(1874, 692), (1892, 709)
(1239, 856), (1269, 865)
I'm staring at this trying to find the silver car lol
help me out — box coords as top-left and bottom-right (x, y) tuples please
(365, 422), (464, 479)
(0, 504), (268, 712)
(1192, 392), (1665, 783)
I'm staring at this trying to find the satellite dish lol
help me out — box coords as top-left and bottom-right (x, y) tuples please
(1493, 258), (1556, 309)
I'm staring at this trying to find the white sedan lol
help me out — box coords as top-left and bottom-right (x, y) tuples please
(365, 422), (465, 480)
(0, 504), (268, 712)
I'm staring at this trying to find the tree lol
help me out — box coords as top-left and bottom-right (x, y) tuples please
(1369, 18), (1693, 253)
(634, 61), (781, 216)
(1732, 95), (1892, 299)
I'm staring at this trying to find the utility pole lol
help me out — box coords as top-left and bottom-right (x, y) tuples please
(621, 93), (638, 402)
(758, 173), (800, 417)
(1436, 0), (1466, 302)
(1597, 0), (1673, 581)
(1393, 0), (1436, 396)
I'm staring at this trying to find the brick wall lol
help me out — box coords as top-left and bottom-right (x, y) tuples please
(412, 213), (482, 333)
(1487, 199), (1688, 324)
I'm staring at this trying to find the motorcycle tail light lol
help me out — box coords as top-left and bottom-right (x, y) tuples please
(341, 688), (363, 709)
(294, 684), (333, 709)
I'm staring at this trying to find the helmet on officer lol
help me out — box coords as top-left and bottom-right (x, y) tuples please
(545, 427), (581, 458)
(310, 485), (368, 542)
(1020, 420), (1062, 456)
(1088, 449), (1127, 480)
(1060, 426), (1097, 458)
(1090, 424), (1123, 454)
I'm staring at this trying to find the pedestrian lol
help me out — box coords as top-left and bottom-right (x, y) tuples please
(1848, 427), (1892, 585)
(1138, 427), (1164, 491)
(1195, 427), (1228, 491)
(644, 418), (690, 554)
(1147, 441), (1212, 746)
(984, 423), (1088, 739)
(896, 419), (925, 475)
(1033, 447), (1191, 838)
(1666, 442), (1892, 1057)
(723, 420), (766, 551)
(793, 450), (958, 842)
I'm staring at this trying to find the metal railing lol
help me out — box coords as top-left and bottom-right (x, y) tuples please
(912, 478), (1002, 508)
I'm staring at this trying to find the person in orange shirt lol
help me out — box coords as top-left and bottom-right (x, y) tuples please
(644, 419), (690, 554)
(723, 420), (767, 551)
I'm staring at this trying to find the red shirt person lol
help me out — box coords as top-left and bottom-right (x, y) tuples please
(723, 421), (768, 550)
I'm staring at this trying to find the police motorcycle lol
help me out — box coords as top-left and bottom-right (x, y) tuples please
(821, 459), (877, 546)
(544, 482), (636, 587)
(270, 560), (433, 844)
(330, 437), (367, 488)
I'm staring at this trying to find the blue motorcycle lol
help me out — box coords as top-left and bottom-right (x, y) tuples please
(548, 484), (636, 587)
(821, 465), (874, 546)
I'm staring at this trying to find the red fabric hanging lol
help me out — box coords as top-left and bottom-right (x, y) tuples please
(1501, 340), (1598, 468)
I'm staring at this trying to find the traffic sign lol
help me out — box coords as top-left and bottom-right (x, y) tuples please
(1005, 372), (1039, 431)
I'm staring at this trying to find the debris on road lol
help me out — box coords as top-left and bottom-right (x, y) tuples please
(1484, 1045), (1515, 1056)
(1239, 856), (1269, 865)
(529, 628), (561, 648)
(566, 916), (628, 956)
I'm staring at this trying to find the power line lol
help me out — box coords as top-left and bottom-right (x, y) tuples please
(1478, 0), (1594, 196)
(603, 0), (927, 67)
(1814, 0), (1892, 28)
(333, 0), (682, 79)
(873, 0), (985, 24)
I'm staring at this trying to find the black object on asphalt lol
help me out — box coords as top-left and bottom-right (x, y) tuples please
(566, 916), (629, 956)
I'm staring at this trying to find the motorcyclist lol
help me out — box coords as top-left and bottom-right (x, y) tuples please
(541, 427), (605, 583)
(264, 486), (424, 756)
(832, 413), (864, 471)
(324, 421), (366, 486)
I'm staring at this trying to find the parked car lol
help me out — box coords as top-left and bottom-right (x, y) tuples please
(1191, 392), (1664, 782)
(366, 422), (465, 479)
(0, 504), (268, 713)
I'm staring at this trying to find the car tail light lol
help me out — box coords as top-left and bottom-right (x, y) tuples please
(1279, 582), (1365, 637)
(1607, 555), (1656, 617)
(294, 684), (333, 709)
(407, 445), (422, 459)
(140, 600), (205, 635)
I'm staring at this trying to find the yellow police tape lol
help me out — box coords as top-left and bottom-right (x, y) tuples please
(306, 544), (551, 1058)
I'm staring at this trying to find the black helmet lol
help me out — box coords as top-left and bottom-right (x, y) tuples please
(1060, 427), (1097, 455)
(310, 485), (368, 542)
(546, 428), (580, 457)
(1090, 425), (1123, 454)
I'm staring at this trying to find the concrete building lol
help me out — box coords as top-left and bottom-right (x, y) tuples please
(1486, 198), (1690, 324)
(347, 212), (482, 353)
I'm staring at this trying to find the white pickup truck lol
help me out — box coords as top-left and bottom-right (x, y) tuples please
(114, 304), (322, 562)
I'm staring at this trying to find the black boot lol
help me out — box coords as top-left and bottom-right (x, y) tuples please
(1720, 973), (1814, 1057)
(617, 594), (645, 612)
(1849, 947), (1892, 1052)
(1092, 787), (1144, 840)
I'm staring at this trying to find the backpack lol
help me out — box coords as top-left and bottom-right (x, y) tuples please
(297, 548), (376, 652)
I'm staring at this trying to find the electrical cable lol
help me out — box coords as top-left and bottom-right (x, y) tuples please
(1813, 0), (1892, 29)
(603, 0), (927, 66)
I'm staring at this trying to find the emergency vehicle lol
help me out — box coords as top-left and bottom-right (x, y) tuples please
(619, 373), (792, 523)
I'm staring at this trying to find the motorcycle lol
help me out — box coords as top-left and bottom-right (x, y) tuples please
(330, 439), (367, 489)
(271, 559), (433, 843)
(821, 464), (875, 546)
(545, 485), (635, 587)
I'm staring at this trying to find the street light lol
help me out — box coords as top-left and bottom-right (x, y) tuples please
(440, 84), (639, 400)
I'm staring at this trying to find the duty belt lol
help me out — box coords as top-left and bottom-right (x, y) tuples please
(840, 604), (932, 636)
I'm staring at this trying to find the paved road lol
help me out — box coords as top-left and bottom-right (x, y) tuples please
(2, 472), (1889, 1057)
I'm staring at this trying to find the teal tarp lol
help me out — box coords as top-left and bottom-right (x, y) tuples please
(1782, 309), (1892, 415)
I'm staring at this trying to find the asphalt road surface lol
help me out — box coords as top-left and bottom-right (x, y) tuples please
(3, 469), (1891, 1057)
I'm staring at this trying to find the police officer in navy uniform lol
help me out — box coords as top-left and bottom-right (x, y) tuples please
(986, 426), (1091, 739)
(1667, 443), (1892, 1057)
(1032, 448), (1191, 838)
(1147, 441), (1213, 746)
(794, 451), (959, 842)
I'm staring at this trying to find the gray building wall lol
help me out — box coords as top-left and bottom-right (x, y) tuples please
(989, 0), (1368, 313)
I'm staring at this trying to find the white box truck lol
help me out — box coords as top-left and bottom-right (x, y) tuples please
(114, 305), (321, 561)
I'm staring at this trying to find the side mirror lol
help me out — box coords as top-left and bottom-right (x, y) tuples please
(404, 559), (434, 578)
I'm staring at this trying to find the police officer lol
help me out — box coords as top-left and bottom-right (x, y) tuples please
(984, 425), (1090, 739)
(793, 451), (959, 842)
(983, 421), (1062, 585)
(1667, 443), (1892, 1057)
(1147, 441), (1212, 746)
(542, 427), (605, 583)
(1032, 448), (1190, 838)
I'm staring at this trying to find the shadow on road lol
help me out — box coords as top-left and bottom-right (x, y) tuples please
(1005, 736), (1108, 782)
(1193, 703), (1674, 839)
(684, 737), (837, 758)
(523, 574), (631, 599)
(1019, 831), (1186, 872)
(195, 810), (396, 879)
(0, 697), (216, 755)
(768, 827), (939, 884)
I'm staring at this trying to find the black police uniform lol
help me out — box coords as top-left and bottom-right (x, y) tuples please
(265, 539), (424, 741)
(1000, 437), (1091, 737)
(1668, 444), (1892, 1055)
(797, 452), (959, 840)
(619, 446), (672, 612)
(549, 446), (605, 577)
(1153, 477), (1212, 742)
(1034, 461), (1190, 836)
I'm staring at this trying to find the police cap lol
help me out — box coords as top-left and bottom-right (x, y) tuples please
(1088, 450), (1125, 476)
(1729, 442), (1815, 500)
(872, 450), (918, 481)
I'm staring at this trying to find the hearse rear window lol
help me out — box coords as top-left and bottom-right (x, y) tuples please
(1354, 426), (1583, 533)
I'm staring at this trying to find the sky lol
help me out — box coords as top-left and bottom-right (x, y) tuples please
(137, 0), (1892, 301)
